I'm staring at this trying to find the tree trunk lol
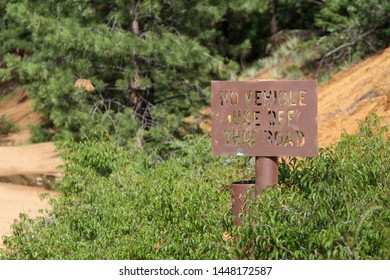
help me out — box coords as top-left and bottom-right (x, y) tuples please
(130, 76), (153, 130)
(129, 4), (154, 141)
(270, 0), (278, 34)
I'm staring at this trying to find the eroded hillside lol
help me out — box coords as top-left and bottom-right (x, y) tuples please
(318, 47), (390, 146)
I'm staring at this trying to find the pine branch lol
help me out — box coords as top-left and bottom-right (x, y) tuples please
(316, 29), (376, 77)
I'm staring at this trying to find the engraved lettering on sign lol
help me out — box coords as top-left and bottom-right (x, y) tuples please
(231, 110), (262, 126)
(300, 90), (306, 106)
(220, 91), (239, 106)
(264, 130), (305, 147)
(212, 81), (317, 156)
(268, 110), (276, 126)
(224, 130), (256, 147)
(254, 111), (261, 126)
(245, 90), (307, 106)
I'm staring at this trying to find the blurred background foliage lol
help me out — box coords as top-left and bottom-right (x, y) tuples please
(1, 0), (388, 146)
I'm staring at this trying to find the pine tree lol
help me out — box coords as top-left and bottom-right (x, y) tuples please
(0, 0), (236, 146)
(315, 0), (390, 75)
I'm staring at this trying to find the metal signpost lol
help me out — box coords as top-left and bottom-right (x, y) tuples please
(211, 80), (317, 225)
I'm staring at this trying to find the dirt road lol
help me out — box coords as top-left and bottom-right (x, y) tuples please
(0, 142), (62, 247)
(0, 183), (56, 243)
(0, 142), (61, 177)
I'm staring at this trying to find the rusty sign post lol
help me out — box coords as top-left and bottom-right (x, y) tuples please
(211, 80), (317, 225)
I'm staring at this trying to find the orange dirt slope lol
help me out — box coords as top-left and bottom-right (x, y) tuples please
(0, 86), (42, 145)
(318, 47), (390, 146)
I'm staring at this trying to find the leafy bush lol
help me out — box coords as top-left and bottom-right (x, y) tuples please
(1, 115), (388, 259)
(236, 114), (389, 259)
(0, 115), (19, 135)
(0, 135), (247, 259)
(29, 124), (53, 143)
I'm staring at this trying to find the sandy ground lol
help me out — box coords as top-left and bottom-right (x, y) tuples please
(0, 88), (62, 247)
(0, 143), (62, 247)
(0, 183), (56, 246)
(0, 87), (42, 129)
(0, 142), (62, 177)
(318, 47), (390, 146)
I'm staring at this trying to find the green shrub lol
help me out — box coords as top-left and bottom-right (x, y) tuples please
(0, 115), (19, 135)
(236, 114), (389, 259)
(29, 124), (52, 143)
(1, 115), (388, 259)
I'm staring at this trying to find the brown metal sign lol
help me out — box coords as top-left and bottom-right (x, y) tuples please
(211, 80), (317, 157)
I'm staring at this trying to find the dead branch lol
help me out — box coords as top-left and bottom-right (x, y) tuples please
(316, 29), (376, 77)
